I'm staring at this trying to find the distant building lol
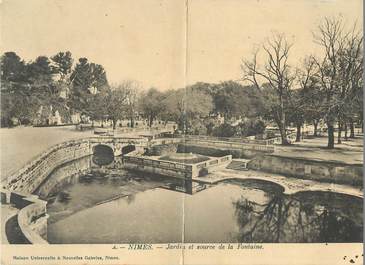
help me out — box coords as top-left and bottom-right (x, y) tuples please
(34, 105), (64, 126)
(71, 113), (81, 124)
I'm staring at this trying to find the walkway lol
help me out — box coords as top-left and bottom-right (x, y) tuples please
(275, 136), (363, 164)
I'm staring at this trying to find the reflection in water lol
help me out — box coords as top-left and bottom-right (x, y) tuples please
(42, 157), (363, 244)
(233, 190), (363, 243)
(92, 145), (114, 166)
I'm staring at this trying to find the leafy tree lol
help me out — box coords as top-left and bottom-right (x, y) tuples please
(212, 123), (236, 137)
(163, 86), (213, 132)
(139, 88), (165, 127)
(213, 81), (244, 120)
(69, 58), (109, 114)
(1, 52), (27, 85)
(88, 90), (109, 126)
(51, 51), (73, 81)
(106, 84), (128, 129)
(0, 52), (31, 126)
(238, 119), (266, 137)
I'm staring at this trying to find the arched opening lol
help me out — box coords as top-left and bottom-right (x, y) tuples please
(92, 144), (114, 166)
(121, 145), (136, 155)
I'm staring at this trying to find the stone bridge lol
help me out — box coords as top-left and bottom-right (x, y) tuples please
(89, 136), (149, 156)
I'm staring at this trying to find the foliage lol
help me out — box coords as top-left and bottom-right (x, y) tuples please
(212, 123), (237, 137)
(139, 88), (165, 127)
(237, 119), (266, 137)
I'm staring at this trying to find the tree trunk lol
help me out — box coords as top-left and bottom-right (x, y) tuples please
(278, 124), (289, 145)
(313, 121), (318, 137)
(279, 94), (289, 145)
(130, 117), (135, 128)
(327, 121), (335, 149)
(112, 119), (116, 130)
(295, 123), (301, 142)
(337, 120), (342, 144)
(349, 118), (355, 138)
(149, 114), (154, 127)
(344, 122), (348, 140)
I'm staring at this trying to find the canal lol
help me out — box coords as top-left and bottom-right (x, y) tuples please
(40, 156), (363, 244)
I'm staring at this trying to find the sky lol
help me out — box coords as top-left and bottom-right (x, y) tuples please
(1, 0), (362, 90)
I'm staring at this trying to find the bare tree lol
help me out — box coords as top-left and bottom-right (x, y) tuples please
(242, 33), (295, 145)
(121, 80), (142, 128)
(292, 55), (321, 141)
(337, 25), (363, 139)
(313, 16), (363, 148)
(313, 17), (347, 148)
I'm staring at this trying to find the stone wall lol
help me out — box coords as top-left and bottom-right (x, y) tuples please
(178, 144), (267, 159)
(145, 143), (178, 156)
(17, 196), (48, 244)
(36, 156), (92, 199)
(4, 139), (92, 194)
(2, 190), (48, 244)
(249, 154), (363, 187)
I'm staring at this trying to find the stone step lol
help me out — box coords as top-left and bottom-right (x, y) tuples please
(226, 159), (250, 171)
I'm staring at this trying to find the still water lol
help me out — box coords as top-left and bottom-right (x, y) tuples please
(44, 165), (363, 244)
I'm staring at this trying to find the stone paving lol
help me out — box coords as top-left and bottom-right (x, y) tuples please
(275, 135), (363, 164)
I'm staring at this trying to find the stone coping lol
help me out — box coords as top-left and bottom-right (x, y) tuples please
(194, 168), (363, 199)
(268, 153), (363, 166)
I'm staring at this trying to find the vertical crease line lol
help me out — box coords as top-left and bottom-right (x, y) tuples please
(182, 1), (189, 265)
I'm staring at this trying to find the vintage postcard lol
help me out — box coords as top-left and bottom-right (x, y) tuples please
(0, 0), (363, 264)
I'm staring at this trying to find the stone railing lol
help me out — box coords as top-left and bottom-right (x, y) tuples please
(191, 155), (232, 178)
(184, 138), (275, 153)
(4, 139), (92, 194)
(114, 124), (175, 135)
(149, 138), (183, 146)
(123, 155), (193, 175)
(123, 154), (232, 179)
(89, 136), (148, 146)
(184, 135), (274, 145)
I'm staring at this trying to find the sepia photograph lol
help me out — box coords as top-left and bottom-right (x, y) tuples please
(0, 0), (363, 264)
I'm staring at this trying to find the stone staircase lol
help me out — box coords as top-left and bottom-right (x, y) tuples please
(226, 159), (251, 171)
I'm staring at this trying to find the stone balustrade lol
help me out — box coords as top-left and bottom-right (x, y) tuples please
(123, 154), (232, 179)
(184, 138), (275, 153)
(123, 155), (193, 179)
(184, 135), (274, 146)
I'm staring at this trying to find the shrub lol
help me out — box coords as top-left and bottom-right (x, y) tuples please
(212, 123), (236, 137)
(238, 119), (266, 137)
